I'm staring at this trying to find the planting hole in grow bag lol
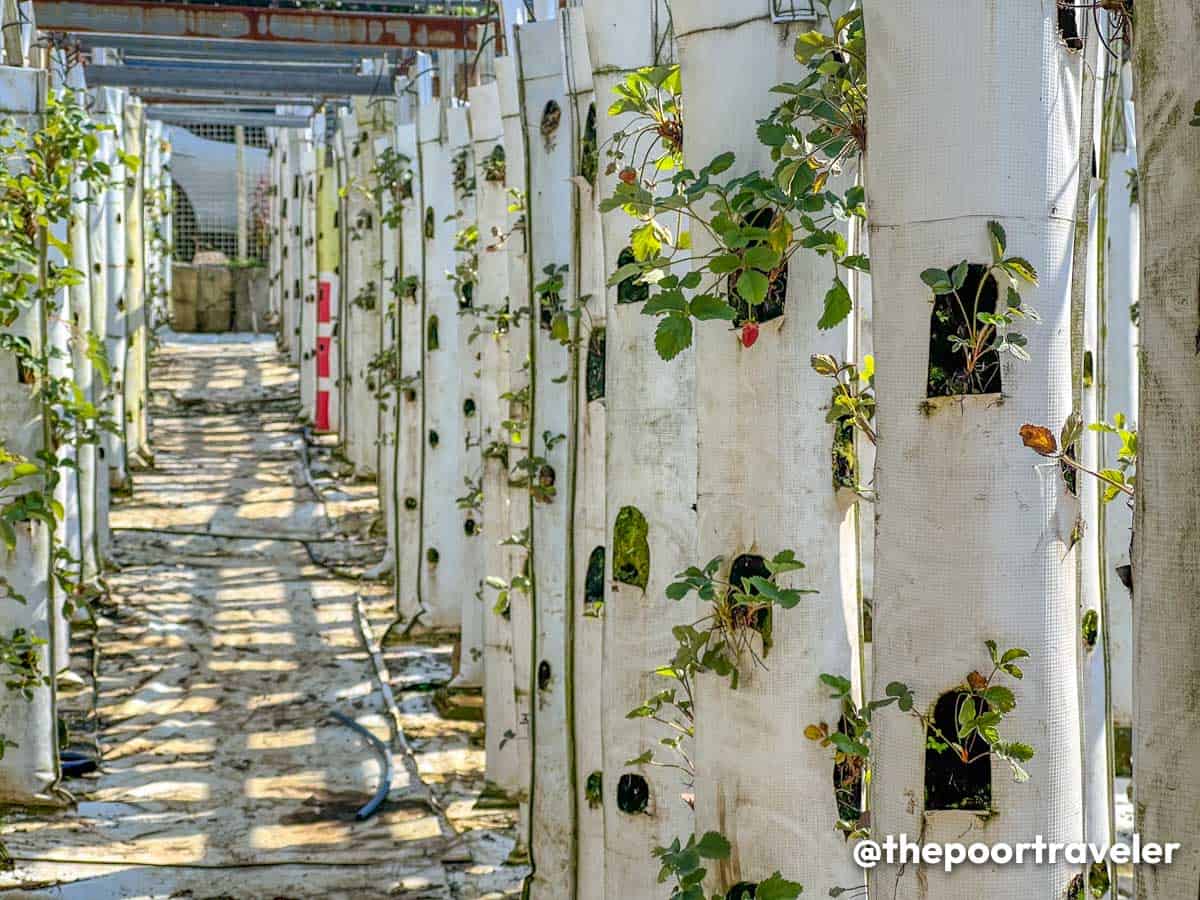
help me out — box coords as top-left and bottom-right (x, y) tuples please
(537, 660), (551, 691)
(427, 315), (440, 351)
(580, 102), (599, 185)
(464, 518), (477, 536)
(424, 206), (435, 239)
(616, 773), (649, 814)
(831, 392), (857, 491)
(585, 770), (602, 809)
(463, 398), (476, 417)
(429, 430), (439, 448)
(586, 327), (606, 402)
(616, 247), (649, 305)
(584, 546), (605, 615)
(924, 690), (991, 812)
(612, 506), (650, 590)
(726, 884), (757, 900)
(426, 547), (440, 566)
(729, 208), (788, 327)
(405, 497), (418, 510)
(728, 554), (772, 635)
(1057, 3), (1083, 50)
(834, 715), (864, 822)
(926, 263), (1001, 397)
(541, 100), (562, 151)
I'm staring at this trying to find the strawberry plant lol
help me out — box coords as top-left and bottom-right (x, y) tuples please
(1019, 413), (1137, 502)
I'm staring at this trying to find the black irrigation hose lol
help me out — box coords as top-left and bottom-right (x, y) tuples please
(328, 709), (393, 821)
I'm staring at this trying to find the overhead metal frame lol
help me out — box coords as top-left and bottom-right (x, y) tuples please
(33, 0), (488, 52)
(147, 107), (309, 129)
(85, 63), (397, 97)
(68, 33), (409, 65)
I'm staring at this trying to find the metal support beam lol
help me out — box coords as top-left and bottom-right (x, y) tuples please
(85, 64), (395, 97)
(148, 107), (309, 129)
(133, 88), (324, 105)
(34, 1), (485, 52)
(70, 33), (405, 64)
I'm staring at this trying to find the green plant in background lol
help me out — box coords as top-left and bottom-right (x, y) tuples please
(451, 147), (476, 198)
(481, 144), (506, 183)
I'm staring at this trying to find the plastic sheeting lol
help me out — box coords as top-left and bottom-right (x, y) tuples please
(864, 3), (1085, 895)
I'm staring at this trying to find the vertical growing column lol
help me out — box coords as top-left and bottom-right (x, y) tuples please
(315, 143), (341, 434)
(0, 64), (66, 806)
(517, 19), (577, 897)
(299, 128), (319, 427)
(672, 3), (860, 895)
(497, 54), (534, 855)
(562, 10), (604, 898)
(447, 105), (484, 689)
(417, 100), (464, 630)
(1132, 3), (1200, 896)
(393, 119), (425, 628)
(89, 95), (113, 567)
(581, 5), (697, 894)
(101, 88), (127, 490)
(123, 99), (147, 469)
(864, 3), (1085, 896)
(469, 79), (522, 800)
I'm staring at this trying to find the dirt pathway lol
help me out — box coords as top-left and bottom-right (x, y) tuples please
(0, 334), (522, 899)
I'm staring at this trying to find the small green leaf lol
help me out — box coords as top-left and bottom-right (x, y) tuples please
(689, 294), (737, 321)
(654, 313), (693, 361)
(817, 277), (852, 330)
(735, 269), (770, 305)
(695, 831), (731, 860)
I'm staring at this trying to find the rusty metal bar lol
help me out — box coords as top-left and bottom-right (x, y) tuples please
(85, 63), (394, 96)
(33, 1), (485, 52)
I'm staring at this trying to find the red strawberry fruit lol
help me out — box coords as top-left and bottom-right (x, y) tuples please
(618, 167), (637, 185)
(740, 321), (759, 348)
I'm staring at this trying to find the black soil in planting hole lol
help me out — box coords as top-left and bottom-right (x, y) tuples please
(537, 660), (551, 691)
(404, 497), (418, 510)
(540, 99), (562, 150)
(538, 288), (562, 331)
(586, 327), (606, 402)
(924, 690), (991, 812)
(616, 773), (648, 814)
(537, 464), (556, 491)
(728, 554), (771, 634)
(463, 398), (476, 417)
(834, 715), (864, 822)
(460, 281), (474, 310)
(464, 518), (477, 536)
(726, 884), (757, 900)
(405, 388), (417, 403)
(584, 546), (605, 613)
(730, 207), (787, 327)
(1061, 443), (1078, 495)
(427, 315), (440, 351)
(429, 430), (439, 448)
(424, 206), (435, 239)
(1058, 3), (1083, 50)
(927, 263), (1001, 397)
(611, 506), (649, 590)
(616, 247), (649, 305)
(832, 397), (857, 491)
(585, 770), (602, 809)
(426, 547), (440, 566)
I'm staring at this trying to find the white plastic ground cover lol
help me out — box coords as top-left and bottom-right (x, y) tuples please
(0, 65), (66, 805)
(496, 53), (534, 846)
(1104, 63), (1137, 736)
(299, 128), (319, 425)
(393, 120), (425, 627)
(1132, 4), (1200, 896)
(863, 4), (1085, 897)
(580, 4), (697, 892)
(446, 104), (485, 688)
(99, 88), (128, 489)
(123, 99), (148, 466)
(89, 93), (113, 568)
(417, 100), (466, 630)
(672, 4), (861, 896)
(561, 10), (604, 899)
(517, 20), (577, 895)
(468, 79), (523, 797)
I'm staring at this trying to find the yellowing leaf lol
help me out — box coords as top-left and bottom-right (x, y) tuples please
(1019, 423), (1057, 457)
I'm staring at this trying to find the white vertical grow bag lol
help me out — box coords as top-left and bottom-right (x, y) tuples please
(89, 98), (113, 568)
(299, 128), (319, 421)
(497, 53), (534, 843)
(1103, 65), (1137, 742)
(863, 3), (1085, 896)
(581, 4), (697, 893)
(288, 128), (306, 367)
(517, 20), (577, 895)
(417, 100), (465, 630)
(123, 99), (148, 464)
(100, 88), (128, 489)
(673, 3), (860, 895)
(468, 79), (522, 797)
(1131, 3), (1200, 897)
(393, 119), (424, 627)
(315, 146), (341, 435)
(0, 65), (65, 805)
(447, 105), (485, 687)
(561, 10), (604, 898)
(278, 134), (295, 352)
